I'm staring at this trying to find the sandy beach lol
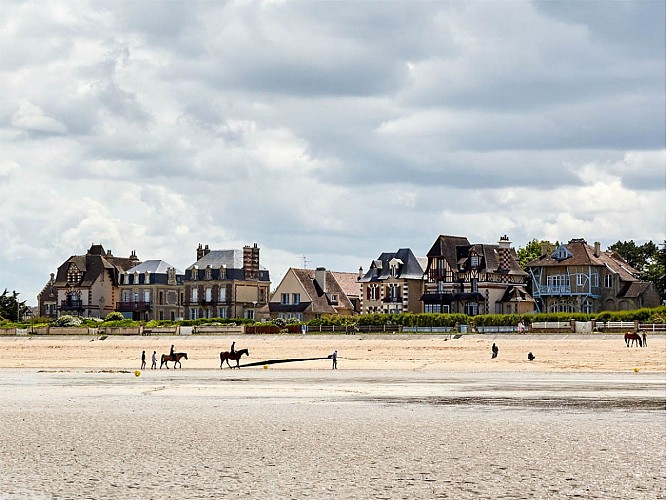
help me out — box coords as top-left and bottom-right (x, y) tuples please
(0, 333), (663, 373)
(0, 334), (664, 499)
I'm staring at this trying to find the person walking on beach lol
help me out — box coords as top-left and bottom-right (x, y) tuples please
(141, 350), (146, 369)
(151, 350), (157, 369)
(518, 319), (525, 334)
(331, 350), (337, 369)
(491, 343), (499, 359)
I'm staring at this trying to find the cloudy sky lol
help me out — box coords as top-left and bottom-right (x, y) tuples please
(1, 1), (665, 306)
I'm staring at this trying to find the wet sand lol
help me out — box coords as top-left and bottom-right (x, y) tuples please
(0, 335), (664, 499)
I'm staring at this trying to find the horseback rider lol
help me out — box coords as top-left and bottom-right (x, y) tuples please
(170, 344), (175, 359)
(230, 341), (236, 355)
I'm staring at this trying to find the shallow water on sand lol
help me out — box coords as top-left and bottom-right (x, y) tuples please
(0, 370), (664, 499)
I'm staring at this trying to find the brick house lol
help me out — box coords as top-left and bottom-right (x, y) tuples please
(52, 244), (140, 318)
(183, 243), (270, 320)
(118, 260), (184, 321)
(358, 249), (427, 314)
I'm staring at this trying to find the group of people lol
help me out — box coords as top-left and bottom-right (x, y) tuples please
(140, 349), (159, 370)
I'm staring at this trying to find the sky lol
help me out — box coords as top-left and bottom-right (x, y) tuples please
(1, 0), (665, 306)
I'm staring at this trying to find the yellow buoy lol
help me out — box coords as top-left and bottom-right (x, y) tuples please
(633, 367), (639, 373)
(263, 365), (269, 369)
(134, 370), (141, 377)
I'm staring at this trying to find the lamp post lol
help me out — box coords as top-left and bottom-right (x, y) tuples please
(16, 292), (20, 323)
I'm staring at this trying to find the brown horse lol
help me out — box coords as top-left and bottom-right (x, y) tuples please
(220, 348), (249, 369)
(624, 333), (643, 348)
(160, 352), (188, 369)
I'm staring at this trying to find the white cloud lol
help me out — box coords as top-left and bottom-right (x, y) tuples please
(0, 0), (663, 305)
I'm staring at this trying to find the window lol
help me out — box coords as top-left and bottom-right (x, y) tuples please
(465, 303), (478, 316)
(604, 274), (613, 288)
(191, 287), (198, 302)
(143, 290), (150, 303)
(471, 278), (478, 293)
(218, 308), (227, 318)
(191, 267), (198, 280)
(591, 273), (599, 287)
(369, 285), (378, 300)
(390, 265), (398, 277)
(437, 281), (445, 293)
(292, 293), (300, 305)
(159, 311), (164, 320)
(281, 293), (290, 305)
(470, 255), (479, 269)
(205, 287), (212, 302)
(159, 291), (164, 305)
(330, 294), (338, 304)
(581, 299), (593, 314)
(219, 266), (226, 279)
(219, 287), (227, 302)
(205, 267), (212, 280)
(245, 309), (255, 320)
(388, 284), (400, 302)
(190, 308), (198, 320)
(576, 274), (585, 287)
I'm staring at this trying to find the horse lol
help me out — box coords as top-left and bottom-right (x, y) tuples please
(624, 333), (642, 348)
(220, 348), (249, 369)
(160, 352), (188, 369)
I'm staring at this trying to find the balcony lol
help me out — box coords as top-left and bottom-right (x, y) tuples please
(116, 301), (152, 312)
(59, 299), (85, 311)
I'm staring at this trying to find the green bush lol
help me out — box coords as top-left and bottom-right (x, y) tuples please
(52, 315), (83, 327)
(104, 312), (125, 322)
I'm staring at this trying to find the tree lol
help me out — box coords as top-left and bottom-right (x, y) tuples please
(609, 240), (666, 302)
(517, 239), (551, 269)
(608, 240), (659, 273)
(0, 289), (28, 322)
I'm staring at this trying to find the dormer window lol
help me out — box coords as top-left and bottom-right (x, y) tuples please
(219, 266), (226, 279)
(470, 255), (479, 269)
(67, 264), (82, 284)
(144, 271), (150, 284)
(551, 245), (573, 261)
(191, 266), (198, 280)
(205, 266), (212, 280)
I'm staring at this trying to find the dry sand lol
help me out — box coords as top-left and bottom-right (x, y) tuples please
(0, 333), (664, 373)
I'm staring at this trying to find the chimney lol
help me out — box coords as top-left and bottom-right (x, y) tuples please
(129, 250), (139, 262)
(204, 244), (210, 256)
(197, 244), (204, 261)
(50, 273), (55, 284)
(243, 244), (260, 280)
(541, 241), (549, 256)
(315, 267), (327, 292)
(358, 266), (363, 281)
(497, 235), (512, 271)
(594, 241), (601, 258)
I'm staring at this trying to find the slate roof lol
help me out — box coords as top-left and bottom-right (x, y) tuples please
(359, 248), (426, 282)
(53, 245), (140, 287)
(126, 260), (183, 275)
(427, 235), (471, 267)
(187, 250), (244, 270)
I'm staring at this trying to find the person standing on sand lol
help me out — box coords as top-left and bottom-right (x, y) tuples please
(518, 319), (525, 334)
(491, 343), (499, 359)
(332, 350), (337, 369)
(141, 350), (146, 369)
(151, 351), (157, 369)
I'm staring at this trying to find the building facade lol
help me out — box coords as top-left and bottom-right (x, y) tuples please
(526, 239), (661, 313)
(37, 273), (58, 318)
(261, 267), (356, 321)
(358, 249), (427, 314)
(117, 260), (184, 321)
(183, 243), (270, 320)
(421, 235), (534, 316)
(52, 244), (140, 318)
